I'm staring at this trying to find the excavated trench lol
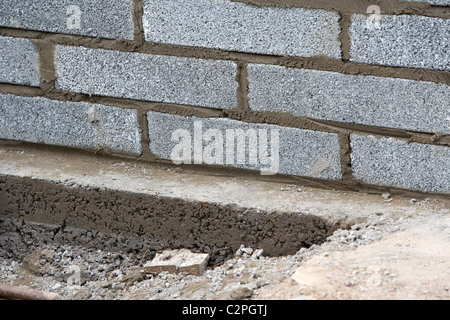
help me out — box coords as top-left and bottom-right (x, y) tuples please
(0, 175), (344, 267)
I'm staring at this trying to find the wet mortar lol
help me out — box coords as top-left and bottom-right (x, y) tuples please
(0, 174), (343, 267)
(0, 168), (348, 300)
(1, 196), (447, 300)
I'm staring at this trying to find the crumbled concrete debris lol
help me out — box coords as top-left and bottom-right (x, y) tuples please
(251, 249), (264, 259)
(121, 266), (146, 287)
(235, 245), (264, 258)
(144, 249), (209, 276)
(0, 195), (448, 300)
(230, 286), (253, 300)
(21, 247), (55, 276)
(236, 245), (253, 256)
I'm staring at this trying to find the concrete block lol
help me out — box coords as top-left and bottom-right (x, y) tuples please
(350, 134), (450, 193)
(143, 0), (341, 59)
(55, 45), (238, 109)
(0, 0), (134, 40)
(0, 36), (41, 86)
(247, 64), (450, 134)
(350, 14), (449, 71)
(0, 94), (142, 155)
(147, 111), (342, 180)
(144, 249), (209, 276)
(403, 0), (450, 5)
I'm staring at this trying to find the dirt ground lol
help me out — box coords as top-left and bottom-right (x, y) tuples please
(258, 207), (450, 300)
(1, 193), (449, 300)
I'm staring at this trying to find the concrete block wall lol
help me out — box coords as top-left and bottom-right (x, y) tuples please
(0, 0), (448, 194)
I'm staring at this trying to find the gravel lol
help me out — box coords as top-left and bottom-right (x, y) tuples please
(0, 203), (419, 300)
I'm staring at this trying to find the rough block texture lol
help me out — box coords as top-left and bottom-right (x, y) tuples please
(0, 94), (142, 154)
(350, 134), (450, 193)
(0, 36), (41, 86)
(0, 0), (448, 194)
(350, 14), (450, 71)
(147, 111), (342, 180)
(404, 0), (450, 5)
(55, 45), (238, 109)
(143, 0), (342, 59)
(0, 0), (134, 40)
(248, 64), (450, 134)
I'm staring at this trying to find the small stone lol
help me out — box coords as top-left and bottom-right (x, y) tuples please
(112, 282), (125, 290)
(159, 273), (167, 280)
(122, 267), (145, 286)
(41, 249), (55, 260)
(240, 247), (253, 256)
(236, 244), (253, 257)
(344, 279), (357, 287)
(251, 249), (264, 259)
(110, 269), (122, 279)
(51, 283), (62, 290)
(382, 193), (390, 200)
(230, 286), (253, 300)
(21, 247), (47, 275)
(255, 279), (269, 288)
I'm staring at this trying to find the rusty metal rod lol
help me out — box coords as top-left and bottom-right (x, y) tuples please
(0, 283), (61, 300)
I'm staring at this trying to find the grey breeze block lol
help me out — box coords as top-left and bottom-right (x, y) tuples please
(0, 36), (41, 86)
(147, 111), (342, 179)
(350, 134), (450, 193)
(143, 0), (342, 59)
(403, 0), (450, 7)
(350, 14), (450, 71)
(0, 0), (134, 40)
(0, 93), (142, 155)
(55, 45), (238, 110)
(247, 64), (450, 135)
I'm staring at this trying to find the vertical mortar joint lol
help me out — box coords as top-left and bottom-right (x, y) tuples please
(237, 61), (250, 112)
(338, 12), (351, 62)
(133, 0), (145, 47)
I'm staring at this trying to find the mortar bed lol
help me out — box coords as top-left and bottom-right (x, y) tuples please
(0, 174), (342, 266)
